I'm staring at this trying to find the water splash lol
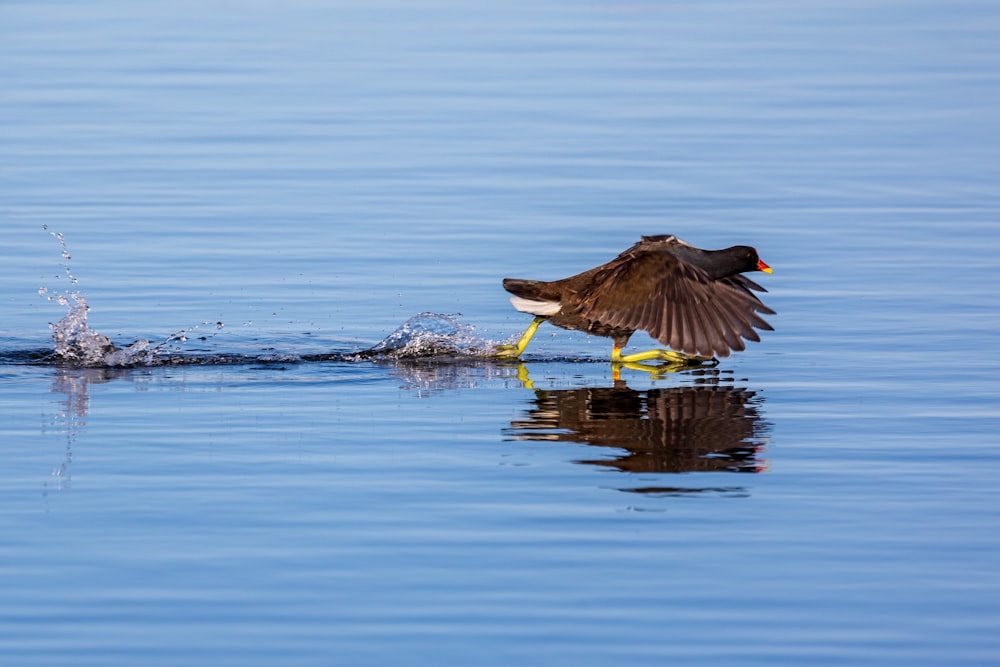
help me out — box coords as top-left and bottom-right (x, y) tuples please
(38, 226), (121, 365)
(39, 226), (226, 367)
(44, 292), (225, 366)
(32, 229), (500, 367)
(361, 312), (493, 359)
(46, 291), (123, 365)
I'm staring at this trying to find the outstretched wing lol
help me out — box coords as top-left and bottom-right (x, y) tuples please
(577, 249), (774, 358)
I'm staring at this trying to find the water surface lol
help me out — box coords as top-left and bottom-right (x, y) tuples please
(2, 1), (1000, 665)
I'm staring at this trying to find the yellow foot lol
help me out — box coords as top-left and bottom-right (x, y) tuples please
(612, 360), (701, 380)
(493, 316), (546, 359)
(612, 347), (716, 365)
(493, 343), (523, 359)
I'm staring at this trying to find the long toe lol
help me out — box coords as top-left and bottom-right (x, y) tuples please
(493, 344), (521, 359)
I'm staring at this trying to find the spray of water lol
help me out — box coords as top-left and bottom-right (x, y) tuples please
(360, 312), (494, 359)
(38, 226), (225, 367)
(35, 228), (503, 367)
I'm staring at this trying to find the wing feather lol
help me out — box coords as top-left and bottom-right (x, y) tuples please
(576, 247), (774, 357)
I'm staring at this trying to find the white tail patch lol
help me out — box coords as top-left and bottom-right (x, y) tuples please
(509, 296), (561, 316)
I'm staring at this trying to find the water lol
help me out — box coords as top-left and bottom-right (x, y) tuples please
(3, 1), (1000, 665)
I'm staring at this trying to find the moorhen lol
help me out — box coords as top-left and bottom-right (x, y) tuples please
(495, 234), (774, 363)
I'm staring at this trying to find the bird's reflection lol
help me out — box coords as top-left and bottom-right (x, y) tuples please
(505, 369), (770, 494)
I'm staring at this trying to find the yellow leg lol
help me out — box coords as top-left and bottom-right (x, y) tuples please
(515, 363), (535, 389)
(612, 360), (700, 380)
(611, 346), (715, 365)
(494, 316), (546, 359)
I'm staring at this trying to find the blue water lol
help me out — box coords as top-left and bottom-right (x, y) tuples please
(3, 1), (1000, 665)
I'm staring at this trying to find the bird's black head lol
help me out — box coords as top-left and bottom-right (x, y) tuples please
(744, 246), (772, 274)
(716, 246), (773, 278)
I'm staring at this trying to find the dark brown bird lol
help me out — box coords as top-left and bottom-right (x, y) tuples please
(495, 234), (774, 363)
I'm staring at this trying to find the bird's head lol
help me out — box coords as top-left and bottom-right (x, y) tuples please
(730, 246), (773, 274)
(753, 250), (773, 274)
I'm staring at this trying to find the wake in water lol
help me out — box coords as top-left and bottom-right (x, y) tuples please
(33, 227), (498, 368)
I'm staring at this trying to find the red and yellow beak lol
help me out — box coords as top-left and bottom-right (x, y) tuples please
(757, 258), (773, 274)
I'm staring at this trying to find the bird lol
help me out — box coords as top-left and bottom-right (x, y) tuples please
(495, 234), (774, 364)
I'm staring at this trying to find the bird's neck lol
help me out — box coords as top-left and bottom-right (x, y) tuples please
(690, 247), (747, 280)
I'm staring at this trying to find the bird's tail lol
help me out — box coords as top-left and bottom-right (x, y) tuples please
(502, 279), (562, 316)
(502, 278), (554, 300)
